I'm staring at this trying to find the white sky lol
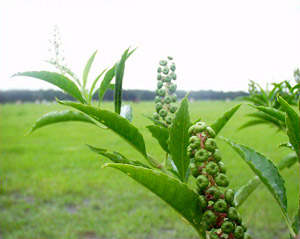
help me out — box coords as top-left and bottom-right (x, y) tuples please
(1, 0), (300, 92)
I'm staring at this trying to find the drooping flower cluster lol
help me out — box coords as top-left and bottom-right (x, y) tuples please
(188, 122), (251, 239)
(154, 56), (178, 125)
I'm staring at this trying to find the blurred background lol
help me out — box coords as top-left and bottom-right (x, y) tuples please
(0, 0), (300, 238)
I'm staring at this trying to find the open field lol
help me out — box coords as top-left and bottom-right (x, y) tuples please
(0, 101), (298, 239)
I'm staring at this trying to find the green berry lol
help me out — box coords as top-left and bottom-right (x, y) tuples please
(164, 96), (172, 104)
(196, 175), (209, 189)
(159, 109), (167, 117)
(164, 75), (171, 82)
(155, 89), (159, 95)
(159, 60), (167, 66)
(157, 67), (162, 73)
(206, 186), (217, 196)
(157, 80), (163, 89)
(194, 122), (207, 133)
(236, 212), (243, 224)
(162, 67), (169, 74)
(158, 89), (166, 97)
(169, 105), (177, 113)
(206, 126), (216, 138)
(206, 161), (219, 176)
(244, 232), (253, 239)
(189, 136), (201, 149)
(234, 226), (245, 239)
(157, 73), (162, 80)
(187, 146), (194, 158)
(203, 210), (217, 226)
(225, 189), (234, 204)
(198, 195), (207, 209)
(188, 125), (195, 135)
(170, 72), (177, 80)
(171, 94), (177, 102)
(218, 162), (226, 174)
(167, 56), (173, 60)
(228, 207), (238, 221)
(213, 149), (222, 162)
(205, 138), (217, 152)
(209, 231), (220, 239)
(156, 102), (162, 112)
(154, 96), (161, 103)
(153, 113), (160, 120)
(213, 199), (227, 212)
(165, 116), (172, 124)
(221, 221), (234, 233)
(189, 163), (199, 178)
(170, 63), (176, 71)
(169, 84), (177, 93)
(215, 173), (229, 187)
(194, 149), (209, 162)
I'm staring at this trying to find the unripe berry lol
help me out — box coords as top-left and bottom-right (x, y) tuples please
(194, 122), (207, 133)
(213, 149), (222, 162)
(228, 207), (238, 221)
(170, 72), (177, 80)
(157, 80), (163, 89)
(205, 138), (217, 152)
(157, 67), (162, 73)
(244, 232), (253, 239)
(158, 89), (166, 97)
(159, 60), (167, 66)
(213, 199), (227, 212)
(171, 94), (177, 102)
(167, 56), (173, 60)
(189, 136), (201, 149)
(206, 186), (218, 196)
(187, 146), (194, 158)
(198, 195), (207, 209)
(165, 115), (172, 124)
(234, 226), (245, 239)
(206, 161), (219, 176)
(194, 149), (209, 162)
(164, 75), (171, 82)
(188, 125), (195, 135)
(159, 109), (167, 117)
(218, 161), (226, 174)
(169, 105), (177, 113)
(215, 173), (229, 187)
(162, 67), (169, 75)
(169, 84), (177, 93)
(189, 163), (199, 178)
(221, 221), (234, 233)
(157, 74), (162, 80)
(154, 96), (161, 103)
(225, 189), (234, 204)
(156, 102), (162, 112)
(206, 126), (216, 138)
(196, 175), (209, 189)
(153, 113), (160, 120)
(170, 62), (176, 71)
(210, 232), (220, 239)
(236, 212), (243, 225)
(203, 210), (217, 226)
(164, 96), (172, 104)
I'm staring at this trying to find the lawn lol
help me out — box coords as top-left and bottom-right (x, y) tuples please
(0, 101), (298, 239)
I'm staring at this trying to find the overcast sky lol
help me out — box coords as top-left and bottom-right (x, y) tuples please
(1, 0), (300, 92)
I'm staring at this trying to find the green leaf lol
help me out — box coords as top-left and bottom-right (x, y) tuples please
(120, 105), (133, 122)
(168, 95), (191, 182)
(108, 84), (115, 90)
(245, 112), (284, 130)
(82, 50), (97, 87)
(210, 104), (241, 136)
(103, 163), (205, 238)
(13, 71), (85, 103)
(98, 65), (116, 106)
(90, 68), (107, 98)
(278, 142), (294, 151)
(143, 114), (167, 128)
(238, 119), (268, 130)
(27, 110), (97, 134)
(114, 48), (135, 114)
(277, 153), (298, 170)
(278, 95), (300, 161)
(146, 125), (170, 154)
(85, 144), (149, 168)
(57, 100), (148, 160)
(221, 137), (295, 235)
(250, 105), (286, 123)
(234, 176), (260, 208)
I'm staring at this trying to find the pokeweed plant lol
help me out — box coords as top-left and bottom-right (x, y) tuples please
(14, 51), (298, 238)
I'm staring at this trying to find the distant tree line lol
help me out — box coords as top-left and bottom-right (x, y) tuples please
(0, 89), (248, 103)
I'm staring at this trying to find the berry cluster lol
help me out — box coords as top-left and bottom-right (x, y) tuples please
(188, 122), (251, 239)
(154, 56), (178, 125)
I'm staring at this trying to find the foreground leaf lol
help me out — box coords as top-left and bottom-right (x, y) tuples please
(168, 95), (191, 182)
(13, 71), (85, 103)
(103, 163), (205, 238)
(83, 50), (97, 87)
(90, 68), (107, 98)
(27, 110), (97, 134)
(57, 100), (148, 160)
(277, 153), (298, 170)
(85, 144), (149, 168)
(98, 65), (116, 106)
(278, 96), (300, 161)
(146, 125), (170, 154)
(143, 114), (167, 128)
(210, 103), (241, 136)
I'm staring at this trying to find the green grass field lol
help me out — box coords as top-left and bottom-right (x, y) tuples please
(0, 101), (298, 239)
